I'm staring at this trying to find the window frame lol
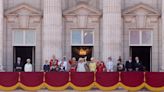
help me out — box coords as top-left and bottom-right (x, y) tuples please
(12, 30), (36, 46)
(71, 29), (94, 46)
(129, 30), (153, 46)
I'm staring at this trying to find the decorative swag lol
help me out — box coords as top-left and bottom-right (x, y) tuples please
(0, 72), (164, 91)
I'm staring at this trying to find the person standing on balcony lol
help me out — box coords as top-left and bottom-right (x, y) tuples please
(117, 59), (125, 71)
(134, 56), (144, 71)
(14, 57), (23, 72)
(69, 57), (77, 72)
(24, 59), (32, 72)
(125, 57), (134, 71)
(43, 60), (50, 72)
(106, 57), (114, 72)
(50, 55), (59, 68)
(89, 57), (97, 72)
(96, 60), (106, 72)
(77, 58), (86, 72)
(59, 56), (68, 72)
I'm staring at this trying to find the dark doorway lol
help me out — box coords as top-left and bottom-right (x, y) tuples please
(72, 46), (93, 61)
(130, 46), (151, 71)
(13, 46), (35, 71)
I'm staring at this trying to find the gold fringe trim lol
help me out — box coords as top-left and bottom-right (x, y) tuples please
(94, 82), (120, 91)
(19, 82), (44, 91)
(44, 82), (69, 90)
(0, 83), (19, 91)
(69, 82), (94, 91)
(119, 82), (145, 91)
(1, 81), (164, 91)
(145, 83), (164, 91)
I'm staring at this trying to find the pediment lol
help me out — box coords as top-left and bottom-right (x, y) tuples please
(63, 2), (101, 16)
(5, 4), (42, 16)
(123, 3), (160, 16)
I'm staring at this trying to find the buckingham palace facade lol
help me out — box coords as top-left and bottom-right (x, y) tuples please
(0, 0), (164, 71)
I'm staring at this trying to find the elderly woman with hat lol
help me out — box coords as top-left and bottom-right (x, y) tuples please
(88, 57), (97, 72)
(77, 58), (87, 72)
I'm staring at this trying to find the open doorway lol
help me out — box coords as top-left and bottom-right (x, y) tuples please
(13, 46), (35, 71)
(130, 46), (151, 71)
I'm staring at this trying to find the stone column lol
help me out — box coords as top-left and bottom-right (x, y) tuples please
(0, 0), (3, 71)
(43, 0), (62, 62)
(161, 0), (164, 71)
(102, 0), (122, 62)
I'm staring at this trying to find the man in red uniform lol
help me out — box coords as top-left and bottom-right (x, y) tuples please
(50, 55), (59, 71)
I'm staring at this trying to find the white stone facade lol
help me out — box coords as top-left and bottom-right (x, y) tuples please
(1, 0), (164, 71)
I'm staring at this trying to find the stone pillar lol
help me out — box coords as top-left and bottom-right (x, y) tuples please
(0, 0), (3, 71)
(43, 0), (62, 62)
(102, 0), (122, 62)
(161, 0), (164, 71)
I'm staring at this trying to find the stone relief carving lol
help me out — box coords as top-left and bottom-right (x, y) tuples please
(123, 3), (160, 28)
(63, 2), (101, 28)
(5, 4), (42, 29)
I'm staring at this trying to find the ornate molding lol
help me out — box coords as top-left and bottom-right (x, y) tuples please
(123, 3), (160, 16)
(123, 3), (160, 28)
(63, 2), (101, 28)
(5, 4), (42, 28)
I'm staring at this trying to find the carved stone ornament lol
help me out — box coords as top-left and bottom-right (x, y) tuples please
(63, 2), (101, 28)
(5, 4), (42, 29)
(123, 3), (160, 28)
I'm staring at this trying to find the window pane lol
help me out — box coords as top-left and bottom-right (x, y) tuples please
(13, 31), (24, 45)
(25, 31), (36, 45)
(142, 31), (152, 44)
(83, 31), (93, 44)
(72, 30), (81, 44)
(130, 31), (140, 44)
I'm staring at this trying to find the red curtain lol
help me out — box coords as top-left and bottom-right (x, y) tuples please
(145, 72), (164, 87)
(96, 72), (119, 87)
(0, 72), (19, 87)
(71, 72), (94, 87)
(20, 72), (44, 87)
(45, 72), (69, 86)
(121, 72), (144, 87)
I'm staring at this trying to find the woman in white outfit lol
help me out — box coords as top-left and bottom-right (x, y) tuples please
(77, 58), (86, 72)
(24, 58), (32, 72)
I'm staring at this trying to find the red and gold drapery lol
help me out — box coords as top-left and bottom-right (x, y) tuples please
(70, 72), (94, 90)
(95, 72), (119, 90)
(0, 72), (163, 91)
(120, 72), (145, 91)
(145, 72), (164, 91)
(19, 72), (44, 90)
(0, 72), (19, 90)
(44, 72), (69, 90)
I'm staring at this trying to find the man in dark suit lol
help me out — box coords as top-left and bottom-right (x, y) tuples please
(14, 57), (23, 72)
(125, 57), (134, 71)
(134, 57), (144, 71)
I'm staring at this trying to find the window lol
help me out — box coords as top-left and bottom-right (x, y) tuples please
(71, 29), (94, 45)
(84, 31), (93, 44)
(129, 30), (152, 46)
(25, 31), (36, 45)
(13, 31), (24, 44)
(72, 29), (81, 44)
(13, 30), (36, 46)
(130, 31), (140, 44)
(142, 31), (152, 44)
